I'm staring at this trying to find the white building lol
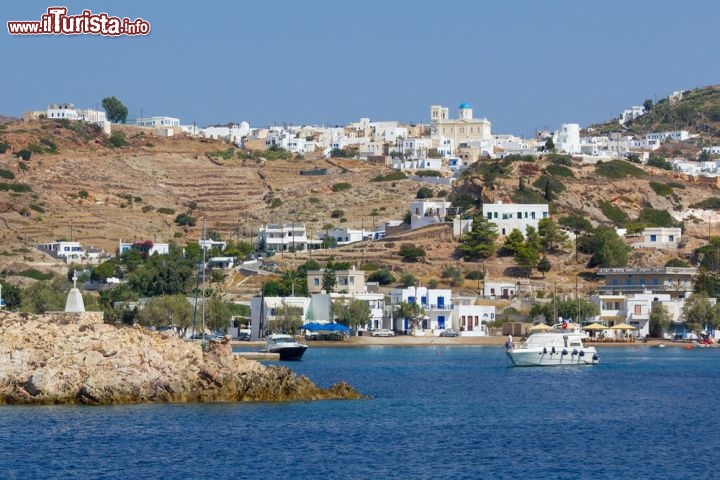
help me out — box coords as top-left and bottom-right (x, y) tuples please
(307, 267), (366, 295)
(554, 123), (581, 154)
(118, 240), (169, 256)
(410, 199), (452, 230)
(590, 292), (687, 338)
(318, 227), (368, 246)
(258, 223), (308, 252)
(483, 281), (519, 299)
(199, 239), (227, 251)
(390, 286), (454, 333)
(632, 227), (682, 249)
(481, 202), (549, 236)
(135, 116), (180, 128)
(455, 303), (494, 336)
(645, 130), (689, 143)
(619, 106), (645, 125)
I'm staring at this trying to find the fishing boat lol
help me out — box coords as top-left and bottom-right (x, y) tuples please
(506, 323), (599, 367)
(258, 334), (308, 361)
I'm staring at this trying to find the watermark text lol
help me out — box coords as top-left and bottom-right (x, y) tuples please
(8, 7), (150, 36)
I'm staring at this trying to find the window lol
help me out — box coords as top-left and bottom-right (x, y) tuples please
(669, 235), (674, 242)
(650, 235), (657, 242)
(313, 278), (320, 286)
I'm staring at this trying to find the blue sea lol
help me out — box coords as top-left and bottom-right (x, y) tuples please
(2, 345), (719, 480)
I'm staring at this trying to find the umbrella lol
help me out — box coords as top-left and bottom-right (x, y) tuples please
(324, 323), (351, 332)
(583, 323), (609, 331)
(610, 323), (637, 330)
(301, 322), (323, 331)
(529, 323), (552, 331)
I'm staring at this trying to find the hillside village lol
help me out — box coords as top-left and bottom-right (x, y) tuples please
(4, 85), (720, 341)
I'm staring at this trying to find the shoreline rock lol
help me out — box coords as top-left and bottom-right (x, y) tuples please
(0, 312), (365, 405)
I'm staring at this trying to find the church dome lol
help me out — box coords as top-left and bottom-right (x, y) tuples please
(458, 102), (471, 109)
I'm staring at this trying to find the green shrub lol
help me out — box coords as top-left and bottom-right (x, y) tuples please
(157, 207), (176, 215)
(649, 181), (672, 196)
(270, 198), (282, 208)
(0, 183), (32, 193)
(141, 205), (155, 213)
(416, 187), (433, 199)
(40, 138), (57, 152)
(18, 269), (53, 280)
(690, 198), (720, 209)
(598, 200), (629, 226)
(29, 204), (45, 213)
(595, 160), (646, 179)
(637, 208), (677, 227)
(511, 190), (548, 204)
(371, 171), (407, 182)
(15, 149), (32, 161)
(174, 213), (196, 226)
(546, 154), (572, 166)
(0, 169), (14, 180)
(545, 164), (574, 178)
(367, 269), (396, 285)
(18, 161), (28, 171)
(464, 270), (485, 280)
(415, 170), (442, 177)
(0, 142), (9, 154)
(209, 148), (235, 160)
(330, 209), (344, 218)
(309, 197), (321, 204)
(105, 131), (129, 148)
(331, 182), (351, 192)
(78, 190), (89, 199)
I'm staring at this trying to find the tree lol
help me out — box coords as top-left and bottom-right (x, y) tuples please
(399, 243), (426, 262)
(394, 301), (424, 331)
(538, 218), (569, 253)
(0, 280), (22, 310)
(578, 226), (630, 268)
(682, 293), (719, 334)
(136, 294), (194, 337)
(21, 278), (66, 313)
(416, 187), (433, 199)
(102, 96), (128, 124)
(457, 214), (498, 260)
(441, 266), (464, 287)
(367, 269), (396, 285)
(524, 225), (542, 253)
(693, 269), (720, 298)
(559, 215), (593, 233)
(322, 267), (337, 292)
(269, 305), (304, 334)
(174, 213), (196, 227)
(537, 256), (551, 278)
(514, 245), (540, 276)
(205, 294), (232, 333)
(344, 299), (372, 330)
(502, 229), (525, 256)
(643, 99), (653, 113)
(649, 302), (671, 338)
(400, 272), (418, 288)
(544, 138), (555, 152)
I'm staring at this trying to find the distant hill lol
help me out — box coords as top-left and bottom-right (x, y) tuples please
(587, 84), (720, 142)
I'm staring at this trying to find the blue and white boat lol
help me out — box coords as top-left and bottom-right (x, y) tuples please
(506, 324), (599, 367)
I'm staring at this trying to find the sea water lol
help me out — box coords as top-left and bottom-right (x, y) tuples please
(1, 346), (719, 480)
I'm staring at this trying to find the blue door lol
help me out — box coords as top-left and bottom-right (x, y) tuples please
(438, 315), (445, 329)
(437, 296), (445, 308)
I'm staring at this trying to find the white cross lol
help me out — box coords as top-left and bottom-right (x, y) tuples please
(72, 271), (78, 289)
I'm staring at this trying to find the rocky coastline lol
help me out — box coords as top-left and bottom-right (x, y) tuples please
(0, 312), (364, 405)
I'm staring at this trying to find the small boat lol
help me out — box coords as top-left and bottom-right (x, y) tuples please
(506, 323), (599, 367)
(258, 334), (308, 361)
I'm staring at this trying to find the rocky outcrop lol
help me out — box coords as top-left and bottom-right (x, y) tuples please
(0, 313), (365, 405)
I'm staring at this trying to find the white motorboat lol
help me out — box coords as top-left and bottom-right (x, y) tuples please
(506, 324), (599, 367)
(258, 334), (308, 361)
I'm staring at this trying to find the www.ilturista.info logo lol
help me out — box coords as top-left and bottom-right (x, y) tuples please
(7, 7), (150, 36)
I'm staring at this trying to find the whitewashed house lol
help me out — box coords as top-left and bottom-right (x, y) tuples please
(258, 223), (308, 252)
(390, 286), (454, 333)
(632, 227), (682, 249)
(410, 199), (452, 230)
(482, 202), (549, 236)
(554, 123), (581, 154)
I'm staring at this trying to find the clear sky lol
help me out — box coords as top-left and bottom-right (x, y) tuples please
(3, 0), (719, 137)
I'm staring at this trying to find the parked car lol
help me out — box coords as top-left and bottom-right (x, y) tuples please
(371, 328), (395, 337)
(439, 329), (459, 337)
(237, 332), (251, 341)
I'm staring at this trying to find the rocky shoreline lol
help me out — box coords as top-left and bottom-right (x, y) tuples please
(0, 312), (364, 405)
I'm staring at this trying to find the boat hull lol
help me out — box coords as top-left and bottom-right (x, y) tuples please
(258, 345), (308, 361)
(506, 347), (599, 367)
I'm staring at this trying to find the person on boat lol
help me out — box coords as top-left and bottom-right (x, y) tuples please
(505, 334), (513, 350)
